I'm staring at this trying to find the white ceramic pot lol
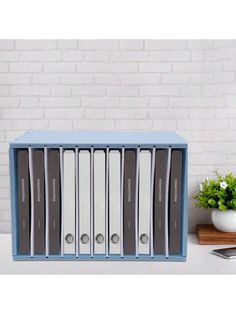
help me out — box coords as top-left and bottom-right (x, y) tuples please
(212, 209), (236, 232)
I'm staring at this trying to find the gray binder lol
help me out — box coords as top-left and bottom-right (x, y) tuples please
(153, 150), (168, 255)
(32, 149), (45, 255)
(123, 150), (136, 255)
(17, 150), (30, 255)
(169, 150), (182, 255)
(48, 149), (61, 255)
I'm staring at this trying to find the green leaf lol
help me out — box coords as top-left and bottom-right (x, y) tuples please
(219, 204), (227, 211)
(208, 198), (216, 207)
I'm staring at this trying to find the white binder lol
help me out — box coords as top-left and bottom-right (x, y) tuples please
(138, 150), (151, 255)
(109, 150), (121, 254)
(63, 150), (75, 254)
(94, 150), (106, 254)
(75, 147), (79, 257)
(59, 147), (64, 257)
(79, 150), (91, 254)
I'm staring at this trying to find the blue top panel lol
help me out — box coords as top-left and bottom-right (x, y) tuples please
(10, 130), (187, 147)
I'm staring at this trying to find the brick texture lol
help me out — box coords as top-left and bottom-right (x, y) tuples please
(1, 39), (236, 233)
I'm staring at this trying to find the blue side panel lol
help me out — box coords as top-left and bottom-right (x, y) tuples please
(9, 148), (17, 257)
(181, 148), (188, 258)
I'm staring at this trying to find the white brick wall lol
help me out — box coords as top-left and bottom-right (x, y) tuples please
(1, 39), (236, 233)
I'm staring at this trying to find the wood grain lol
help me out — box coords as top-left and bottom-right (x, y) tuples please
(196, 224), (236, 245)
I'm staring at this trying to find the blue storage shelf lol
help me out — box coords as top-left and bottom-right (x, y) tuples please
(9, 130), (188, 262)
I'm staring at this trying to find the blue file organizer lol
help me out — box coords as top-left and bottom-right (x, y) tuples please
(9, 130), (188, 261)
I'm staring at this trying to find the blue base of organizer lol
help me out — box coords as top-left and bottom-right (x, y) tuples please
(13, 255), (186, 262)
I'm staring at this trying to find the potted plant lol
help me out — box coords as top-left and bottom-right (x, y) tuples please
(193, 172), (236, 232)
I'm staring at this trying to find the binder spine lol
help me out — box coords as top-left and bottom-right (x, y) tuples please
(90, 147), (94, 258)
(94, 150), (106, 255)
(165, 147), (171, 258)
(63, 150), (76, 254)
(44, 146), (49, 258)
(135, 147), (140, 258)
(169, 150), (182, 255)
(60, 147), (64, 257)
(105, 147), (109, 258)
(78, 150), (91, 255)
(150, 147), (155, 258)
(120, 147), (124, 258)
(32, 149), (45, 255)
(138, 150), (151, 255)
(29, 147), (34, 257)
(109, 150), (121, 255)
(75, 147), (79, 257)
